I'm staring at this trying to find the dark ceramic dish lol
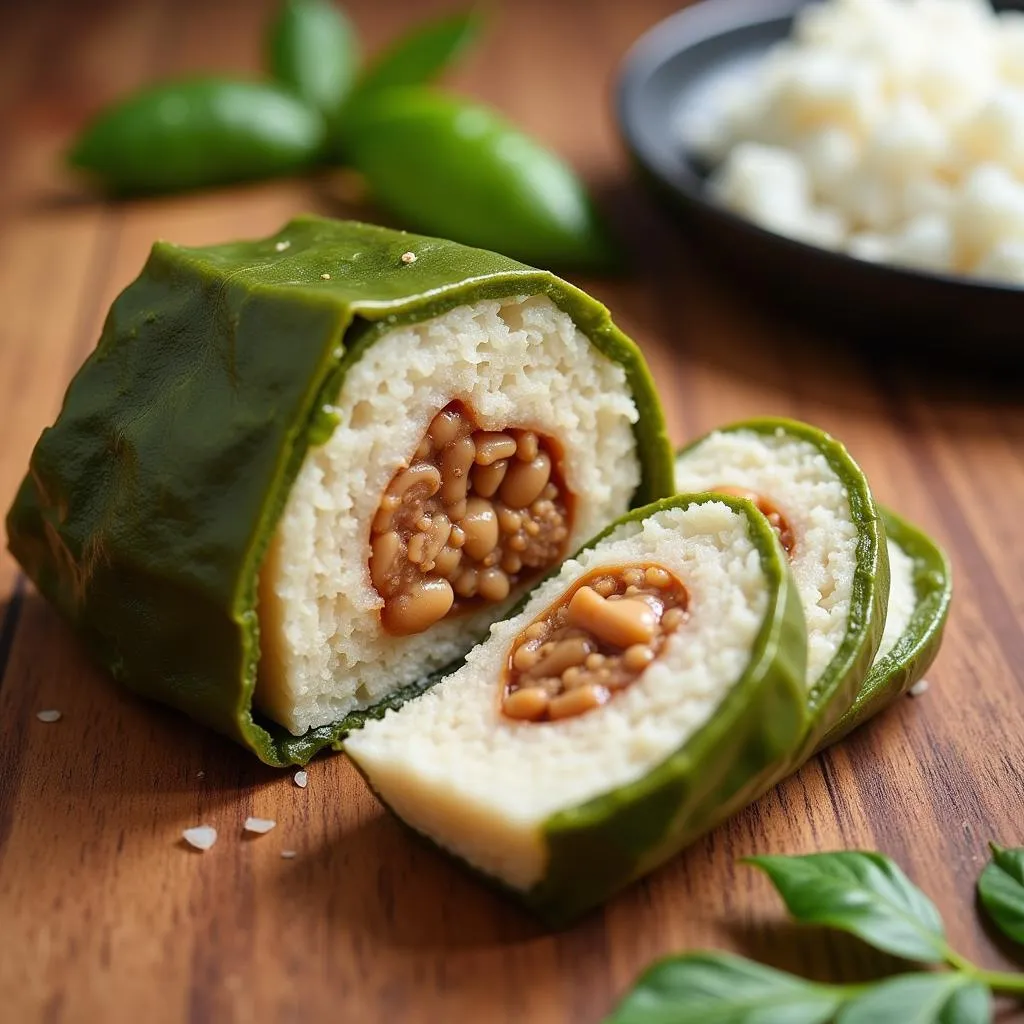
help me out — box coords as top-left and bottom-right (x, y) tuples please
(616, 0), (1024, 358)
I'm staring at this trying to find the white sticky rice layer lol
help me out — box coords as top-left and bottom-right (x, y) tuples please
(345, 501), (770, 891)
(257, 294), (641, 735)
(875, 538), (916, 664)
(674, 428), (859, 689)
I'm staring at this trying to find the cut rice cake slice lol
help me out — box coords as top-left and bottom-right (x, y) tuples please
(674, 418), (888, 749)
(818, 507), (951, 749)
(6, 215), (675, 767)
(255, 235), (675, 741)
(345, 494), (808, 925)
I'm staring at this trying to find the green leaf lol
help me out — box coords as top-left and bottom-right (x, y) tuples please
(977, 844), (1024, 945)
(604, 952), (845, 1024)
(340, 88), (618, 271)
(746, 852), (949, 963)
(347, 8), (480, 102)
(266, 0), (359, 116)
(837, 974), (990, 1024)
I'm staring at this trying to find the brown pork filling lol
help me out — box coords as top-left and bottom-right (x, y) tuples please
(502, 564), (689, 722)
(370, 401), (573, 636)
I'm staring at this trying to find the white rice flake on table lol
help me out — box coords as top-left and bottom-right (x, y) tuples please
(293, 770), (308, 789)
(35, 709), (62, 723)
(182, 826), (218, 851)
(280, 849), (298, 859)
(909, 679), (931, 696)
(691, 0), (1024, 283)
(243, 817), (277, 834)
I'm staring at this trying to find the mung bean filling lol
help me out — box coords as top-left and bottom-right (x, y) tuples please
(502, 563), (690, 722)
(371, 401), (573, 636)
(712, 485), (796, 556)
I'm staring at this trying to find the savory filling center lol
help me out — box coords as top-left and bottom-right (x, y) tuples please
(371, 401), (572, 636)
(502, 563), (689, 722)
(713, 485), (796, 556)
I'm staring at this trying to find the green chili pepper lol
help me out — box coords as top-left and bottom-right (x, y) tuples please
(67, 78), (326, 194)
(340, 88), (619, 271)
(345, 492), (809, 926)
(818, 507), (952, 750)
(344, 8), (480, 108)
(6, 215), (673, 767)
(266, 0), (358, 117)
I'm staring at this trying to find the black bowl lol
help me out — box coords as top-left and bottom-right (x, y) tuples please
(616, 0), (1024, 359)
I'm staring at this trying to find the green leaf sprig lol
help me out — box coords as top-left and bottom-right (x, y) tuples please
(978, 844), (1024, 945)
(66, 2), (615, 271)
(607, 846), (1024, 1024)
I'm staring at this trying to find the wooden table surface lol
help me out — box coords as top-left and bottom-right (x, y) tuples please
(2, 0), (1023, 1021)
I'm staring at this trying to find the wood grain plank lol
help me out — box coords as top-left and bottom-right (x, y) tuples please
(1, 0), (1023, 1021)
(0, 0), (188, 600)
(0, 209), (114, 597)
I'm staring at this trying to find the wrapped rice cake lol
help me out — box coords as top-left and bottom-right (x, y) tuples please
(674, 419), (888, 753)
(819, 507), (951, 748)
(6, 215), (674, 766)
(345, 494), (809, 924)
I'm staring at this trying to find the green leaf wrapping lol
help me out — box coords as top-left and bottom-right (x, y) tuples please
(746, 852), (949, 963)
(5, 215), (674, 767)
(836, 974), (990, 1024)
(818, 507), (952, 750)
(267, 0), (359, 117)
(978, 844), (1024, 946)
(603, 952), (844, 1024)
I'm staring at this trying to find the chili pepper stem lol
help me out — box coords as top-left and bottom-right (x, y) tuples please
(945, 949), (1024, 995)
